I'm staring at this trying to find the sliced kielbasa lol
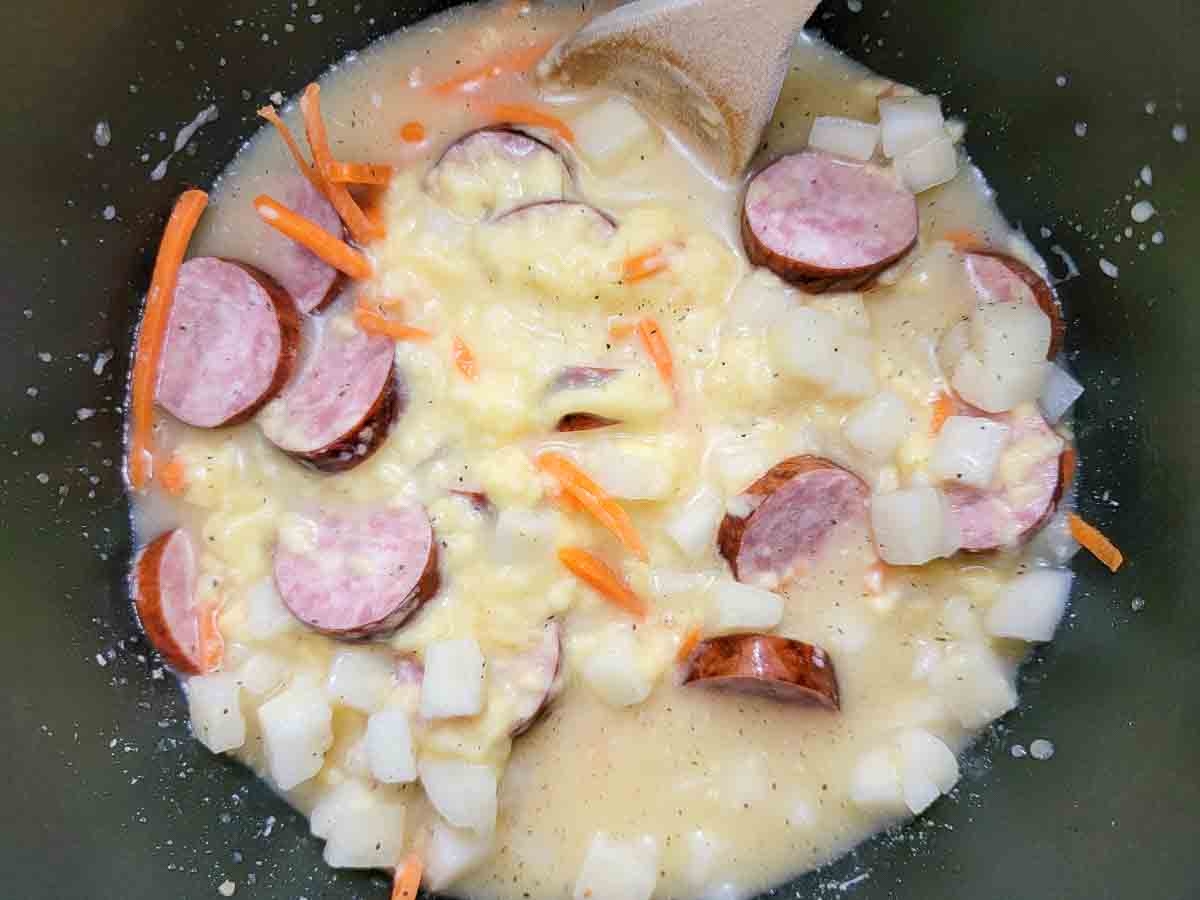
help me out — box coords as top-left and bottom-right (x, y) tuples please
(258, 322), (400, 473)
(718, 456), (870, 587)
(682, 634), (840, 709)
(742, 150), (919, 292)
(133, 528), (211, 674)
(427, 127), (571, 221)
(157, 257), (300, 429)
(492, 620), (564, 737)
(964, 251), (1065, 358)
(273, 506), (439, 639)
(548, 366), (622, 432)
(945, 408), (1065, 551)
(261, 175), (345, 314)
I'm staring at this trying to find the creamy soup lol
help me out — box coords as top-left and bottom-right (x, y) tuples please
(126, 2), (1086, 899)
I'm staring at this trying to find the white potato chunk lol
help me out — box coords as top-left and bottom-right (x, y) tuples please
(726, 269), (798, 334)
(870, 486), (961, 565)
(258, 683), (334, 790)
(849, 746), (904, 811)
(895, 135), (958, 193)
(420, 638), (485, 719)
(310, 779), (406, 869)
(770, 307), (877, 398)
(844, 391), (911, 459)
(418, 758), (498, 834)
(327, 649), (395, 714)
(711, 581), (783, 634)
(572, 833), (659, 900)
(366, 708), (417, 784)
(244, 578), (296, 640)
(684, 829), (721, 888)
(952, 351), (1050, 414)
(187, 672), (245, 754)
(929, 644), (1017, 729)
(985, 569), (1073, 642)
(938, 320), (970, 373)
(897, 729), (960, 814)
(1040, 363), (1085, 424)
(665, 485), (725, 559)
(573, 97), (659, 172)
(1026, 508), (1082, 566)
(808, 116), (880, 161)
(878, 94), (945, 158)
(576, 440), (678, 500)
(972, 300), (1052, 368)
(927, 416), (1011, 488)
(581, 626), (652, 707)
(425, 821), (495, 891)
(233, 652), (288, 699)
(494, 507), (560, 564)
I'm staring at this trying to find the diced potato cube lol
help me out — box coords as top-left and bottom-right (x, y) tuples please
(259, 683), (334, 790)
(310, 779), (406, 869)
(808, 116), (880, 161)
(897, 729), (959, 814)
(425, 821), (495, 890)
(985, 569), (1073, 642)
(366, 708), (417, 784)
(927, 416), (1011, 488)
(711, 581), (783, 634)
(420, 638), (486, 719)
(849, 746), (904, 811)
(581, 626), (653, 707)
(929, 644), (1017, 729)
(844, 391), (912, 459)
(869, 486), (960, 565)
(879, 95), (945, 158)
(418, 758), (498, 834)
(327, 649), (395, 713)
(572, 833), (659, 900)
(187, 672), (245, 754)
(573, 97), (660, 172)
(664, 485), (725, 559)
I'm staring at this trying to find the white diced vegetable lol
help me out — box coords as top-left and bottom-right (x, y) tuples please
(897, 729), (960, 815)
(366, 708), (417, 784)
(870, 486), (961, 565)
(725, 753), (770, 810)
(310, 780), (406, 869)
(938, 320), (970, 373)
(244, 578), (296, 640)
(577, 441), (677, 500)
(712, 581), (783, 633)
(972, 300), (1052, 368)
(844, 391), (911, 459)
(234, 652), (288, 698)
(664, 485), (725, 559)
(420, 638), (485, 719)
(651, 568), (716, 596)
(573, 833), (659, 900)
(425, 821), (495, 890)
(985, 569), (1073, 642)
(726, 270), (798, 334)
(927, 416), (1011, 488)
(684, 829), (720, 888)
(827, 335), (879, 399)
(1026, 508), (1082, 566)
(808, 116), (880, 161)
(494, 507), (559, 563)
(929, 644), (1017, 729)
(187, 672), (245, 754)
(258, 683), (334, 790)
(581, 626), (652, 707)
(1039, 363), (1085, 424)
(849, 746), (904, 811)
(952, 351), (1050, 414)
(895, 136), (958, 193)
(878, 95), (945, 158)
(327, 649), (395, 713)
(572, 97), (658, 172)
(418, 758), (498, 834)
(770, 308), (876, 397)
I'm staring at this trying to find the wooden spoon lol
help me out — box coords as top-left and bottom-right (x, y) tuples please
(540, 0), (822, 176)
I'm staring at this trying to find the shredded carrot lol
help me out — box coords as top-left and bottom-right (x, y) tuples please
(299, 84), (383, 244)
(1068, 513), (1124, 573)
(325, 161), (394, 186)
(198, 599), (225, 673)
(358, 294), (406, 312)
(399, 121), (427, 144)
(1060, 447), (1077, 489)
(622, 246), (670, 284)
(257, 105), (325, 194)
(676, 626), (702, 663)
(158, 456), (187, 496)
(354, 307), (433, 341)
(254, 195), (373, 280)
(943, 228), (986, 252)
(452, 336), (479, 380)
(636, 317), (674, 389)
(558, 547), (649, 618)
(608, 319), (636, 340)
(431, 39), (554, 95)
(536, 452), (648, 561)
(930, 392), (955, 434)
(391, 853), (423, 900)
(486, 102), (575, 143)
(128, 190), (208, 492)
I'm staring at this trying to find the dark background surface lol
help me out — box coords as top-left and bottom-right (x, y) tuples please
(0, 1), (1196, 898)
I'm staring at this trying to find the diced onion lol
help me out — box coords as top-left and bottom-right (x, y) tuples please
(878, 95), (945, 158)
(1039, 363), (1085, 424)
(808, 115), (880, 161)
(895, 135), (958, 193)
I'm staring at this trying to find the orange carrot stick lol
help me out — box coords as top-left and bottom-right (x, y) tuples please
(636, 317), (674, 389)
(431, 39), (553, 95)
(1060, 447), (1077, 489)
(944, 228), (986, 252)
(391, 854), (423, 900)
(354, 307), (433, 341)
(257, 105), (325, 194)
(399, 121), (426, 144)
(158, 456), (187, 496)
(299, 84), (383, 244)
(622, 246), (670, 284)
(676, 626), (702, 663)
(930, 392), (955, 434)
(536, 452), (647, 561)
(325, 161), (394, 186)
(254, 195), (373, 280)
(486, 102), (575, 143)
(198, 599), (225, 674)
(608, 319), (636, 340)
(128, 190), (208, 491)
(452, 336), (479, 380)
(558, 547), (649, 619)
(1068, 513), (1124, 573)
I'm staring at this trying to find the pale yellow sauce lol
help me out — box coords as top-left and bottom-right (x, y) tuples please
(133, 2), (1072, 898)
